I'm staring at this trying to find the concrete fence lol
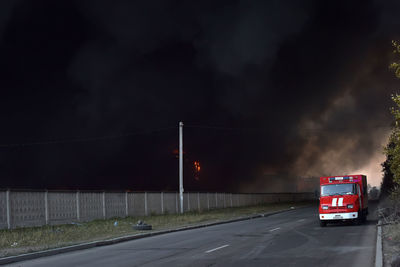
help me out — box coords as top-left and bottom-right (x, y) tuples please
(0, 190), (314, 229)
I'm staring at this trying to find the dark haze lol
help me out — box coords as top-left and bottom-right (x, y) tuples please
(0, 0), (399, 192)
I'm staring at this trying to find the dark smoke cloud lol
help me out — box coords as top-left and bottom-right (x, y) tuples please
(0, 0), (398, 192)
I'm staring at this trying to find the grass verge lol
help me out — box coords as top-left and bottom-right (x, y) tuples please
(0, 201), (313, 258)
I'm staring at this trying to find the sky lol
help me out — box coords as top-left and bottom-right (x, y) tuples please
(0, 0), (399, 192)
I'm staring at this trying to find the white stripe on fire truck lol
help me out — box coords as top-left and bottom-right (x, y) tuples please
(338, 198), (343, 206)
(332, 198), (337, 207)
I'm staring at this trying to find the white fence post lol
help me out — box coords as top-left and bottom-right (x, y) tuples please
(215, 192), (218, 208)
(125, 192), (129, 217)
(102, 192), (106, 219)
(76, 191), (80, 221)
(230, 193), (233, 208)
(6, 190), (11, 229)
(161, 192), (164, 214)
(145, 192), (148, 216)
(44, 191), (49, 225)
(207, 192), (210, 211)
(197, 192), (200, 211)
(224, 193), (226, 208)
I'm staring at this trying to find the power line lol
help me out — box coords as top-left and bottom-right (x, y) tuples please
(186, 124), (391, 132)
(0, 126), (176, 148)
(185, 125), (257, 130)
(0, 123), (392, 148)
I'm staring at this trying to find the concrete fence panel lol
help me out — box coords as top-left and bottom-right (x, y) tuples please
(183, 193), (190, 212)
(79, 192), (103, 222)
(199, 193), (208, 211)
(216, 193), (225, 209)
(302, 193), (312, 201)
(252, 195), (258, 205)
(252, 194), (258, 205)
(131, 193), (146, 216)
(266, 193), (278, 203)
(246, 194), (252, 206)
(278, 193), (292, 203)
(208, 193), (216, 209)
(162, 193), (177, 214)
(260, 194), (266, 204)
(260, 194), (267, 203)
(236, 194), (244, 207)
(264, 194), (275, 203)
(258, 194), (264, 204)
(296, 193), (303, 201)
(105, 193), (126, 219)
(10, 191), (46, 228)
(126, 193), (135, 216)
(247, 194), (253, 206)
(240, 194), (246, 206)
(231, 194), (238, 207)
(243, 194), (249, 206)
(239, 194), (247, 206)
(0, 191), (7, 229)
(147, 193), (162, 215)
(48, 192), (77, 225)
(238, 194), (245, 206)
(238, 194), (245, 207)
(189, 193), (198, 212)
(0, 190), (315, 229)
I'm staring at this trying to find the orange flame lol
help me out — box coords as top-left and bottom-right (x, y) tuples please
(194, 161), (201, 172)
(194, 161), (201, 181)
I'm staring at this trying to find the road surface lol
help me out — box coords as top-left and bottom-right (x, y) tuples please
(9, 204), (378, 267)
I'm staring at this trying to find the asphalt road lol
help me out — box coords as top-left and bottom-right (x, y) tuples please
(9, 204), (378, 267)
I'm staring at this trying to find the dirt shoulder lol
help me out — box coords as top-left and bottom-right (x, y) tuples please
(382, 223), (400, 266)
(378, 197), (400, 266)
(0, 201), (313, 258)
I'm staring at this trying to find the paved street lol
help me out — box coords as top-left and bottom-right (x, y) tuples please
(9, 204), (378, 267)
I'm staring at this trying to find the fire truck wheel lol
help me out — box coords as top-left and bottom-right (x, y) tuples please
(361, 211), (367, 222)
(319, 220), (326, 227)
(355, 211), (363, 225)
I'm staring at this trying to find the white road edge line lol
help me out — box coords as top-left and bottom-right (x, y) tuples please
(269, 227), (281, 232)
(205, 244), (230, 253)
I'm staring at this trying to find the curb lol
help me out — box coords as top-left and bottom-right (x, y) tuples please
(375, 219), (383, 267)
(0, 206), (304, 265)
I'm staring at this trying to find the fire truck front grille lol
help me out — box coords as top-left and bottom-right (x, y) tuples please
(328, 206), (347, 213)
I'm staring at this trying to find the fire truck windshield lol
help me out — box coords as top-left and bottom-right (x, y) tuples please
(320, 183), (356, 196)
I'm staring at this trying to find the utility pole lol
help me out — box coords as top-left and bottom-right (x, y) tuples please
(179, 121), (184, 214)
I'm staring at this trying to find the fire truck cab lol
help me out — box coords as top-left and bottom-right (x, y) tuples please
(319, 175), (368, 227)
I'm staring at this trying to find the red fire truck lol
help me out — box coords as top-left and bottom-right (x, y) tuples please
(319, 174), (368, 227)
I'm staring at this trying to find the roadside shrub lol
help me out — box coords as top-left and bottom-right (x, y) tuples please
(379, 186), (400, 224)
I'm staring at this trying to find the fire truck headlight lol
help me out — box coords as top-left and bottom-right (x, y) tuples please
(322, 206), (328, 210)
(347, 204), (354, 209)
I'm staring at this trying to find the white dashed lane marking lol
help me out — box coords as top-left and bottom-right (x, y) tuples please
(269, 227), (281, 232)
(205, 244), (230, 253)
